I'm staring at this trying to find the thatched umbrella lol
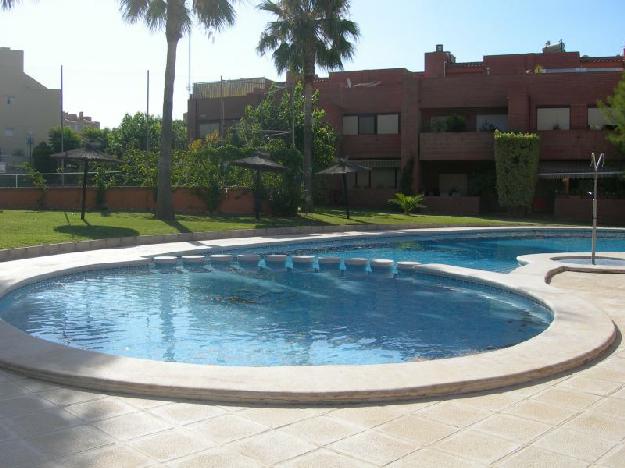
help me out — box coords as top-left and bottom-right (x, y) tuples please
(317, 158), (370, 219)
(51, 142), (119, 220)
(232, 152), (285, 220)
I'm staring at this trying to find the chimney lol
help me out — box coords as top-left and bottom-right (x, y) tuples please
(79, 111), (83, 120)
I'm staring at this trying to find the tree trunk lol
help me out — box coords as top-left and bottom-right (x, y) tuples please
(156, 30), (179, 220)
(303, 55), (315, 213)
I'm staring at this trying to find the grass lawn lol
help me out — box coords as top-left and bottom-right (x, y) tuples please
(0, 208), (553, 250)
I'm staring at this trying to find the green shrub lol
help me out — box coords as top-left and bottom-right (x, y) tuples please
(388, 192), (425, 215)
(494, 131), (540, 213)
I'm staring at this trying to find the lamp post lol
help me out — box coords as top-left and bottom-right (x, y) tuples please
(26, 132), (33, 165)
(590, 152), (605, 265)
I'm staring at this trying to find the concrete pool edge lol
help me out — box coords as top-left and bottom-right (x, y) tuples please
(0, 227), (619, 404)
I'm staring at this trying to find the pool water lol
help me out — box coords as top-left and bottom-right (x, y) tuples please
(0, 267), (552, 366)
(238, 230), (625, 272)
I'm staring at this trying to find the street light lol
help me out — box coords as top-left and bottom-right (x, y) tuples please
(26, 132), (33, 165)
(590, 152), (605, 265)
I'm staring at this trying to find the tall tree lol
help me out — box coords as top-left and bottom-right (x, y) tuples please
(601, 72), (625, 155)
(257, 0), (359, 211)
(1, 0), (19, 9)
(119, 0), (236, 220)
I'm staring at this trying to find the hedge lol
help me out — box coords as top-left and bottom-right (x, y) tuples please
(494, 131), (540, 212)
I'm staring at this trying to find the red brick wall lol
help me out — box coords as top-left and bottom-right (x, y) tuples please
(420, 132), (494, 161)
(423, 196), (481, 216)
(554, 196), (625, 226)
(0, 187), (258, 215)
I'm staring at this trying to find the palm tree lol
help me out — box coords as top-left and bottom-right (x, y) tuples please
(1, 0), (19, 9)
(120, 0), (236, 220)
(257, 0), (358, 212)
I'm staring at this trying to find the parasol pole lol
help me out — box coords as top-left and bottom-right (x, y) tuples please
(254, 169), (261, 221)
(81, 159), (88, 220)
(342, 172), (350, 219)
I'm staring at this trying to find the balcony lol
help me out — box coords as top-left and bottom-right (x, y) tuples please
(538, 130), (619, 160)
(419, 132), (494, 161)
(341, 134), (401, 158)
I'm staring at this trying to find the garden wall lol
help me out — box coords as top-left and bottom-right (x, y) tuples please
(554, 197), (625, 226)
(0, 187), (260, 215)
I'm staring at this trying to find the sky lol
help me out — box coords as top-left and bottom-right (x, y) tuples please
(1, 0), (623, 129)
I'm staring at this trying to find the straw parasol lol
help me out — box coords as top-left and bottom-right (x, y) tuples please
(317, 158), (370, 219)
(232, 151), (286, 220)
(51, 142), (119, 220)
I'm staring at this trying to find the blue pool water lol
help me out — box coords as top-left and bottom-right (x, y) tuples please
(234, 229), (625, 273)
(0, 267), (551, 366)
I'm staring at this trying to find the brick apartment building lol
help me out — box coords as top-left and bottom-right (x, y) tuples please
(187, 43), (624, 214)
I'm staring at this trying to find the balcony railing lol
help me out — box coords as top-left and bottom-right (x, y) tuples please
(538, 130), (618, 160)
(341, 134), (401, 158)
(419, 132), (494, 161)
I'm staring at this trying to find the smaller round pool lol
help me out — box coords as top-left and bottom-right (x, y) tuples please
(556, 257), (625, 267)
(0, 266), (552, 366)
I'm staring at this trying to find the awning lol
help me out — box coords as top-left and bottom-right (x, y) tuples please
(538, 162), (625, 179)
(350, 159), (401, 169)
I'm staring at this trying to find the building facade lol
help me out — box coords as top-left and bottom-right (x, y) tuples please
(187, 43), (624, 210)
(0, 47), (61, 170)
(63, 111), (100, 133)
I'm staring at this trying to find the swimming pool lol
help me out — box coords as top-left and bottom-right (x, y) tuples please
(228, 229), (625, 272)
(0, 266), (552, 366)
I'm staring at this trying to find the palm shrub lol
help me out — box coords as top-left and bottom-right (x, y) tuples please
(388, 193), (425, 215)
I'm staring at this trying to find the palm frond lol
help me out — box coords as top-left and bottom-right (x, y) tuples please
(193, 0), (236, 32)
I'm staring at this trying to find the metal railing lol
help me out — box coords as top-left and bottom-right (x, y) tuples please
(0, 171), (121, 188)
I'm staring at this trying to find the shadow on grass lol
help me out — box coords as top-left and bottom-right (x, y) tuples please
(54, 224), (140, 239)
(163, 219), (192, 233)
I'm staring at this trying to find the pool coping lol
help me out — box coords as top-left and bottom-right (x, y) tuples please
(0, 226), (618, 404)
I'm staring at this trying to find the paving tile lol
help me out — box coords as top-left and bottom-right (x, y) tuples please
(504, 399), (576, 425)
(0, 438), (48, 468)
(38, 388), (104, 406)
(60, 445), (153, 468)
(94, 411), (172, 440)
(129, 428), (212, 461)
(376, 413), (457, 446)
(172, 447), (262, 467)
(417, 402), (491, 428)
(0, 396), (56, 419)
(0, 381), (29, 400)
(582, 366), (625, 384)
(591, 396), (625, 419)
(65, 397), (137, 422)
(329, 429), (414, 465)
(558, 375), (622, 396)
(563, 411), (625, 442)
(278, 448), (376, 467)
(186, 414), (268, 445)
(531, 387), (601, 410)
(281, 415), (363, 446)
(4, 408), (83, 437)
(495, 445), (587, 467)
(388, 447), (481, 468)
(239, 407), (326, 429)
(328, 404), (407, 429)
(17, 379), (65, 394)
(116, 396), (172, 410)
(0, 421), (15, 442)
(434, 428), (520, 465)
(471, 413), (550, 443)
(459, 391), (524, 411)
(28, 425), (114, 459)
(230, 430), (316, 465)
(597, 443), (625, 468)
(612, 387), (625, 399)
(149, 402), (227, 425)
(533, 427), (617, 462)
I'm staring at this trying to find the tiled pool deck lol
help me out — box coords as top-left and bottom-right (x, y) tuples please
(0, 271), (622, 467)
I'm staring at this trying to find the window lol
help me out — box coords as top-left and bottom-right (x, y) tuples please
(371, 168), (398, 189)
(537, 107), (570, 130)
(477, 114), (508, 132)
(358, 115), (376, 134)
(342, 115), (358, 135)
(4, 128), (15, 137)
(588, 107), (616, 130)
(377, 114), (399, 134)
(199, 122), (220, 138)
(6, 96), (15, 105)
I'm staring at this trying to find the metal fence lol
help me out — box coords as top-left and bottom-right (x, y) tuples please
(0, 171), (121, 188)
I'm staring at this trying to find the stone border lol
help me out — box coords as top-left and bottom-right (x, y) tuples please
(0, 227), (619, 404)
(517, 251), (625, 283)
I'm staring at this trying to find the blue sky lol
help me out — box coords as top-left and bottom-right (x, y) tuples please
(1, 0), (623, 128)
